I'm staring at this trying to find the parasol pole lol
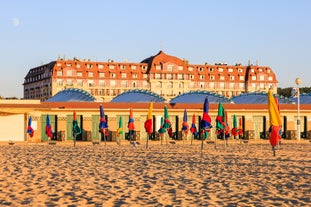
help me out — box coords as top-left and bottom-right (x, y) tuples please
(103, 130), (106, 146)
(74, 132), (76, 149)
(191, 134), (193, 145)
(200, 130), (204, 156)
(272, 146), (276, 157)
(146, 133), (149, 149)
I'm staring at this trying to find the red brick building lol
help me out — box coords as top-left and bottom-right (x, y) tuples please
(23, 51), (278, 101)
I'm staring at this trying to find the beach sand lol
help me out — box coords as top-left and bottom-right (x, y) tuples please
(0, 139), (310, 206)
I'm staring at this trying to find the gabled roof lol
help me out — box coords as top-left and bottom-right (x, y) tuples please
(141, 51), (185, 73)
(110, 89), (166, 103)
(170, 91), (232, 104)
(45, 88), (96, 102)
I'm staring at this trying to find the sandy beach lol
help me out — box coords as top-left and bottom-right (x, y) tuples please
(0, 140), (310, 207)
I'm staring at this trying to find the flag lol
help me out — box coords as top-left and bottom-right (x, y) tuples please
(190, 114), (198, 136)
(99, 104), (108, 136)
(181, 109), (189, 134)
(231, 114), (238, 137)
(72, 111), (82, 135)
(117, 116), (123, 138)
(268, 89), (282, 147)
(27, 116), (34, 137)
(144, 102), (153, 134)
(46, 114), (53, 139)
(200, 96), (212, 138)
(127, 108), (135, 136)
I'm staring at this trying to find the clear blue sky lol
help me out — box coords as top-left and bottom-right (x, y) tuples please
(1, 0), (310, 98)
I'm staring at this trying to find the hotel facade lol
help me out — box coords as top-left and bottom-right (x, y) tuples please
(23, 51), (278, 102)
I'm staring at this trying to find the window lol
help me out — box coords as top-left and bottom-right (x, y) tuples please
(200, 82), (205, 88)
(132, 81), (137, 88)
(190, 75), (194, 80)
(121, 81), (127, 87)
(132, 74), (137, 78)
(155, 73), (161, 79)
(99, 80), (105, 87)
(156, 82), (162, 88)
(57, 79), (63, 86)
(228, 68), (234, 72)
(251, 75), (256, 81)
(209, 82), (215, 89)
(230, 76), (235, 80)
(167, 65), (173, 71)
(76, 72), (82, 77)
(260, 75), (265, 81)
(77, 80), (83, 86)
(199, 67), (204, 72)
(109, 65), (115, 69)
(240, 76), (244, 81)
(88, 80), (94, 87)
(189, 82), (195, 88)
(156, 65), (161, 70)
(99, 72), (105, 77)
(66, 63), (72, 67)
(67, 70), (72, 76)
(188, 67), (193, 71)
(120, 65), (126, 70)
(239, 83), (244, 89)
(167, 82), (173, 88)
(110, 80), (116, 87)
(76, 64), (81, 68)
(229, 82), (235, 89)
(178, 66), (183, 70)
(142, 65), (147, 70)
(167, 74), (172, 80)
(121, 73), (127, 78)
(220, 75), (225, 80)
(66, 79), (73, 86)
(143, 74), (148, 79)
(110, 73), (116, 78)
(88, 72), (93, 77)
(200, 75), (205, 80)
(177, 74), (183, 80)
(179, 82), (184, 88)
(260, 83), (265, 89)
(143, 81), (149, 88)
(57, 62), (61, 66)
(218, 68), (224, 72)
(57, 71), (62, 76)
(219, 82), (225, 89)
(210, 75), (215, 80)
(209, 68), (214, 72)
(98, 64), (104, 69)
(131, 65), (137, 70)
(238, 68), (243, 73)
(268, 76), (273, 81)
(86, 64), (93, 69)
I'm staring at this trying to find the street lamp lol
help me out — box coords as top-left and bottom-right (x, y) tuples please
(295, 78), (302, 141)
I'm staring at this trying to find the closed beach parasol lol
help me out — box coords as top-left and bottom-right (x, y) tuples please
(128, 108), (135, 138)
(268, 89), (282, 156)
(190, 114), (197, 145)
(231, 114), (238, 138)
(72, 110), (82, 148)
(181, 109), (189, 134)
(45, 114), (53, 140)
(117, 116), (123, 145)
(144, 102), (153, 149)
(27, 116), (34, 138)
(99, 104), (108, 143)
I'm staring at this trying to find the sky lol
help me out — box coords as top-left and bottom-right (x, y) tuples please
(1, 0), (311, 98)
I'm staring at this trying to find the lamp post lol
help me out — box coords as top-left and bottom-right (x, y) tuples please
(295, 78), (302, 141)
